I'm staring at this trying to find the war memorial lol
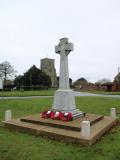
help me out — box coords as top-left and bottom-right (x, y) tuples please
(3, 38), (118, 146)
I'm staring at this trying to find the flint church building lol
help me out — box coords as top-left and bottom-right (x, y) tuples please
(40, 58), (57, 88)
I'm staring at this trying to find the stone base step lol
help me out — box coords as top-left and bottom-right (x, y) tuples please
(21, 113), (104, 131)
(72, 112), (84, 120)
(3, 115), (118, 146)
(4, 115), (118, 145)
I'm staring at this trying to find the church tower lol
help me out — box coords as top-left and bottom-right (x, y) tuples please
(40, 58), (57, 88)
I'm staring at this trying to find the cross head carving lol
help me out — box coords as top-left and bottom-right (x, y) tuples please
(55, 38), (73, 56)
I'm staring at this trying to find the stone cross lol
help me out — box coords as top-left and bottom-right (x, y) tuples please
(52, 38), (83, 119)
(55, 38), (73, 89)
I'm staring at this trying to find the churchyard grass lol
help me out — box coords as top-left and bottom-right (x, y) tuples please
(0, 89), (55, 97)
(0, 97), (120, 160)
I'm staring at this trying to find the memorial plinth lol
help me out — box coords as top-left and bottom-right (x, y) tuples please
(52, 38), (83, 119)
(4, 114), (118, 146)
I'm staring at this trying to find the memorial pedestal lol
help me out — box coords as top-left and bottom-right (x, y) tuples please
(52, 89), (84, 119)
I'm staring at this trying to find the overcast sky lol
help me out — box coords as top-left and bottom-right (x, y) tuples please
(0, 0), (120, 82)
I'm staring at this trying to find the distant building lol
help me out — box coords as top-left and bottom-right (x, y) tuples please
(73, 68), (120, 92)
(99, 68), (120, 91)
(40, 58), (57, 88)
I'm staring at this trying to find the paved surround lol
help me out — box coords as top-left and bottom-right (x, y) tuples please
(3, 114), (118, 146)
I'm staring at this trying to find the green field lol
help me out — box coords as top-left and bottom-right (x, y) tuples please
(85, 90), (120, 95)
(0, 97), (120, 160)
(1, 90), (120, 98)
(0, 89), (55, 97)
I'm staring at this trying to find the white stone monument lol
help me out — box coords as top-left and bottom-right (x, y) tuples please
(52, 38), (83, 119)
(0, 76), (3, 89)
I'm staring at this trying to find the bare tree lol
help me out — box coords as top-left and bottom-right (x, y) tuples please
(96, 78), (111, 84)
(0, 61), (16, 84)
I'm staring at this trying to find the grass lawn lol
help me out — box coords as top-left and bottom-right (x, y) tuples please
(0, 89), (55, 97)
(0, 97), (120, 160)
(83, 90), (120, 95)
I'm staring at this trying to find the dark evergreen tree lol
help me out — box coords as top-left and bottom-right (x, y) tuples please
(73, 77), (88, 86)
(14, 65), (51, 89)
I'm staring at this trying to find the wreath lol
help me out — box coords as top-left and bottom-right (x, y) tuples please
(41, 110), (73, 121)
